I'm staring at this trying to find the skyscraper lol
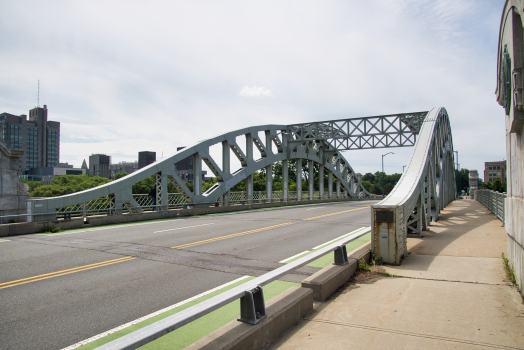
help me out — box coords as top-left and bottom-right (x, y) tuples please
(0, 105), (60, 173)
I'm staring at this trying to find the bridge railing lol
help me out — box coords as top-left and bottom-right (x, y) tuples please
(94, 227), (371, 350)
(475, 189), (506, 226)
(33, 191), (367, 221)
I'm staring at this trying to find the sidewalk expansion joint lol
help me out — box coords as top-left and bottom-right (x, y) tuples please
(304, 318), (522, 350)
(388, 275), (507, 286)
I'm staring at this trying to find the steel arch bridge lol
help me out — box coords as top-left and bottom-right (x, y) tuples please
(28, 108), (455, 263)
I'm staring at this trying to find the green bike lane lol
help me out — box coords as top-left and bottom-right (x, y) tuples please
(0, 201), (375, 350)
(70, 229), (371, 350)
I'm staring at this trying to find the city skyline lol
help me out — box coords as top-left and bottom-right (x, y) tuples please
(1, 1), (505, 176)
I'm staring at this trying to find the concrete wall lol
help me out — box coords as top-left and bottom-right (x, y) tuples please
(0, 153), (30, 224)
(496, 0), (524, 291)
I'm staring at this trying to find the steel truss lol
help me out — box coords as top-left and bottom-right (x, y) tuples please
(371, 107), (456, 264)
(28, 111), (431, 222)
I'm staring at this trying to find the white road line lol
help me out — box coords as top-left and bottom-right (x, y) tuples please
(279, 250), (310, 263)
(153, 223), (214, 233)
(312, 227), (367, 250)
(305, 207), (324, 210)
(0, 240), (10, 243)
(61, 275), (250, 350)
(40, 219), (186, 236)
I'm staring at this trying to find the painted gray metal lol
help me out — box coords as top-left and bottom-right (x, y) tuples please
(27, 111), (430, 221)
(475, 190), (506, 225)
(371, 107), (455, 264)
(94, 227), (371, 350)
(287, 111), (427, 150)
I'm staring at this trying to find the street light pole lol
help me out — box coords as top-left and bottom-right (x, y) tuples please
(454, 150), (460, 197)
(403, 165), (407, 172)
(382, 152), (394, 198)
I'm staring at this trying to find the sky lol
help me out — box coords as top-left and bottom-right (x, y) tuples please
(0, 0), (506, 179)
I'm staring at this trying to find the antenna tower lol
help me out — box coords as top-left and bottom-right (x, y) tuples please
(37, 80), (40, 107)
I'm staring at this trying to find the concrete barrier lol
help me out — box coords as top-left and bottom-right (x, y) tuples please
(184, 243), (371, 350)
(301, 242), (371, 301)
(0, 197), (371, 237)
(184, 287), (313, 350)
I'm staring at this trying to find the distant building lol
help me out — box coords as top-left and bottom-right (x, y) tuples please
(0, 105), (60, 173)
(175, 146), (207, 183)
(138, 151), (156, 169)
(58, 162), (73, 168)
(89, 154), (111, 179)
(484, 161), (506, 183)
(469, 170), (479, 192)
(110, 161), (138, 179)
(23, 166), (86, 184)
(81, 159), (88, 169)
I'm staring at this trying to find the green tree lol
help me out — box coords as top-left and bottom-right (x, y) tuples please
(30, 174), (111, 197)
(114, 172), (128, 180)
(20, 178), (43, 192)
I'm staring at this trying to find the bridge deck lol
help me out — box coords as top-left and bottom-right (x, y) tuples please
(270, 199), (524, 349)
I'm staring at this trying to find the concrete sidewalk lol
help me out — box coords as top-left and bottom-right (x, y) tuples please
(269, 200), (524, 349)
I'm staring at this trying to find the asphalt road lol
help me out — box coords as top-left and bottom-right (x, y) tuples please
(0, 200), (378, 350)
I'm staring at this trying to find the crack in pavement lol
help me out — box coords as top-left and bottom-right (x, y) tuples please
(11, 236), (320, 283)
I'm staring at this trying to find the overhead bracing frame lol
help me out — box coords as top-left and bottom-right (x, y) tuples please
(28, 110), (436, 225)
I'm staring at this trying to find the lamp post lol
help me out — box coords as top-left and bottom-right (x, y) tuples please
(403, 165), (407, 172)
(454, 151), (460, 197)
(382, 152), (394, 198)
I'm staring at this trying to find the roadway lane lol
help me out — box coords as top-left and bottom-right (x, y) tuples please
(0, 200), (378, 350)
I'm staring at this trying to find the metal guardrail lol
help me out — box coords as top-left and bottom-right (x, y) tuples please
(94, 226), (371, 350)
(8, 191), (370, 222)
(475, 189), (506, 226)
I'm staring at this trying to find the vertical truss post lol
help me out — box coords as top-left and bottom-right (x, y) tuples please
(266, 164), (272, 203)
(296, 158), (302, 201)
(308, 160), (314, 200)
(246, 133), (253, 204)
(328, 170), (333, 199)
(108, 194), (116, 215)
(343, 167), (348, 198)
(265, 131), (273, 203)
(283, 159), (289, 201)
(336, 158), (341, 198)
(222, 140), (230, 206)
(282, 134), (289, 201)
(155, 173), (162, 211)
(319, 145), (325, 199)
(193, 153), (202, 198)
(113, 191), (124, 215)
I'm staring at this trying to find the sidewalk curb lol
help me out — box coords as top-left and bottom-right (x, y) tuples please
(184, 243), (371, 350)
(184, 286), (313, 350)
(301, 243), (371, 301)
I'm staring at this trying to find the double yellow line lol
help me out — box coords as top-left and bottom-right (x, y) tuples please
(2, 206), (368, 290)
(172, 222), (295, 249)
(0, 256), (135, 290)
(303, 206), (370, 221)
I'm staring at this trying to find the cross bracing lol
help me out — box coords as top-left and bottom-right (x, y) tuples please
(287, 111), (427, 150)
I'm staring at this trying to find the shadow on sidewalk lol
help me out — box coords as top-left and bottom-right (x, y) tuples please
(400, 199), (505, 271)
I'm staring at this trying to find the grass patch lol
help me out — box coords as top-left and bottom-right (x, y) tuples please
(502, 252), (517, 285)
(358, 257), (372, 271)
(42, 225), (61, 233)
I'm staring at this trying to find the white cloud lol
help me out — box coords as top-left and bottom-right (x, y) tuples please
(0, 0), (506, 176)
(238, 86), (274, 98)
